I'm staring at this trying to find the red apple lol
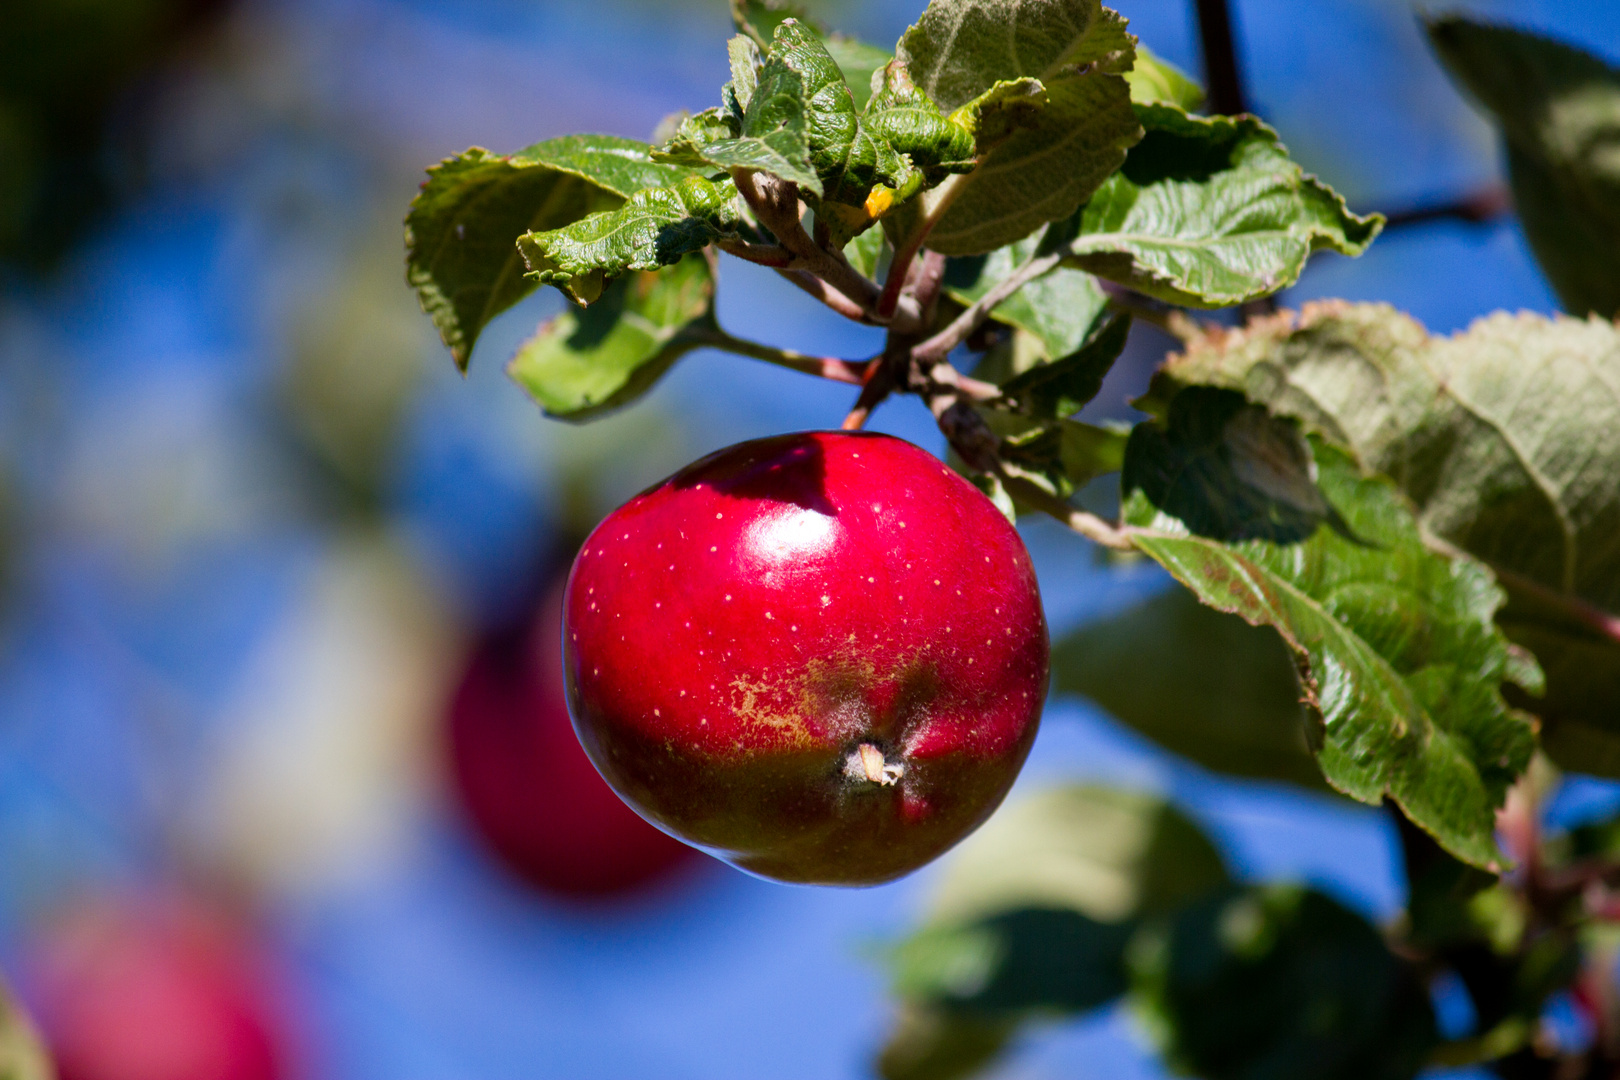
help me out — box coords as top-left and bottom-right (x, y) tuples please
(564, 430), (1049, 886)
(27, 897), (284, 1080)
(447, 581), (698, 895)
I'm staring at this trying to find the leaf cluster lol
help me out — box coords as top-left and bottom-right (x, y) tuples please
(400, 5), (1620, 1077)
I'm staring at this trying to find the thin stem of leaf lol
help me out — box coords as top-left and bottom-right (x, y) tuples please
(686, 327), (869, 385)
(912, 251), (1063, 363)
(777, 268), (875, 323)
(841, 357), (890, 430)
(1099, 283), (1206, 342)
(734, 168), (888, 318)
(926, 362), (1003, 403)
(1000, 476), (1136, 549)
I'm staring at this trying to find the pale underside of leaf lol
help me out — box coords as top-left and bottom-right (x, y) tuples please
(1153, 302), (1620, 766)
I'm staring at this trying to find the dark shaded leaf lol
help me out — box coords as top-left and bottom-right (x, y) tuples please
(1001, 313), (1131, 418)
(1124, 440), (1540, 868)
(878, 785), (1227, 1080)
(1428, 17), (1620, 318)
(1132, 885), (1437, 1080)
(1052, 585), (1325, 789)
(405, 135), (698, 369)
(1124, 386), (1341, 545)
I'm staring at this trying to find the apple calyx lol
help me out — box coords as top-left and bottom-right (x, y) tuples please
(845, 742), (905, 786)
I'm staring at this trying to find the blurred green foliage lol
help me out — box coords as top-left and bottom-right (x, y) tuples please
(0, 0), (229, 273)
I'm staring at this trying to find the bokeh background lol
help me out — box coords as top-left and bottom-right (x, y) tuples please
(0, 0), (1617, 1077)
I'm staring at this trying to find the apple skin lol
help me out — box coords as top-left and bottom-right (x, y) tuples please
(27, 898), (284, 1080)
(447, 581), (699, 896)
(563, 430), (1049, 886)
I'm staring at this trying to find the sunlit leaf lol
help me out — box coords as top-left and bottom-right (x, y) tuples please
(1127, 45), (1204, 111)
(517, 176), (740, 305)
(1055, 104), (1381, 307)
(1151, 303), (1620, 775)
(405, 135), (699, 369)
(1125, 439), (1539, 869)
(507, 252), (715, 420)
(897, 0), (1143, 255)
(1429, 17), (1620, 318)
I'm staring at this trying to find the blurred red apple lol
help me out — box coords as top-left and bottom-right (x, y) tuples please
(28, 897), (284, 1080)
(446, 580), (699, 895)
(564, 431), (1049, 886)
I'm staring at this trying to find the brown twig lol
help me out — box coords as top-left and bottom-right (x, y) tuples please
(685, 326), (869, 385)
(732, 169), (887, 315)
(1379, 186), (1512, 230)
(716, 238), (794, 268)
(1194, 0), (1248, 116)
(912, 251), (1064, 363)
(1000, 476), (1136, 549)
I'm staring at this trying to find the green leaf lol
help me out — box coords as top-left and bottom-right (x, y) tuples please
(517, 175), (740, 305)
(1428, 17), (1620, 318)
(897, 0), (1143, 255)
(825, 36), (892, 112)
(0, 976), (50, 1080)
(862, 61), (977, 186)
(693, 33), (825, 195)
(506, 252), (715, 420)
(1000, 312), (1131, 418)
(842, 224), (888, 277)
(1151, 303), (1620, 775)
(877, 785), (1227, 1080)
(405, 135), (698, 369)
(995, 415), (1128, 499)
(944, 231), (1110, 360)
(1124, 437), (1539, 869)
(1127, 45), (1204, 111)
(1052, 585), (1326, 789)
(1055, 105), (1381, 307)
(876, 1006), (1013, 1080)
(925, 785), (1229, 926)
(890, 910), (1134, 1013)
(1131, 885), (1437, 1080)
(731, 0), (822, 46)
